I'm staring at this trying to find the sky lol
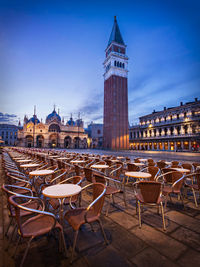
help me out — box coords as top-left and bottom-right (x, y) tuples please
(0, 0), (200, 127)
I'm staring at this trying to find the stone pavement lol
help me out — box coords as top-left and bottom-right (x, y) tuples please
(1, 155), (200, 267)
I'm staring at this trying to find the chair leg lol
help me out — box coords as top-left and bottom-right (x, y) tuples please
(192, 188), (198, 207)
(5, 217), (13, 237)
(13, 235), (21, 258)
(138, 201), (142, 228)
(180, 193), (185, 209)
(160, 203), (166, 231)
(123, 186), (127, 207)
(60, 229), (68, 258)
(20, 237), (33, 267)
(71, 230), (79, 263)
(106, 195), (112, 216)
(6, 223), (16, 250)
(98, 219), (108, 245)
(164, 195), (168, 210)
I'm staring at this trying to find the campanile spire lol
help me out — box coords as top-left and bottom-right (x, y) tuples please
(103, 17), (129, 149)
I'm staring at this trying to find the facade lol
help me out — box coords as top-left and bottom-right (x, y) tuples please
(87, 123), (103, 148)
(0, 124), (18, 145)
(129, 98), (200, 151)
(103, 16), (129, 150)
(18, 109), (88, 148)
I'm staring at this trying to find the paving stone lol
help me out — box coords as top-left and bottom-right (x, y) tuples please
(86, 245), (134, 267)
(140, 210), (179, 233)
(170, 227), (200, 251)
(177, 249), (200, 267)
(195, 214), (200, 220)
(166, 210), (200, 233)
(130, 224), (187, 261)
(105, 222), (147, 258)
(130, 247), (179, 267)
(109, 210), (138, 229)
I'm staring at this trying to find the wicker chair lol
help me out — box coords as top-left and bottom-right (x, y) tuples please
(184, 172), (200, 207)
(64, 183), (108, 262)
(134, 181), (166, 231)
(9, 195), (67, 267)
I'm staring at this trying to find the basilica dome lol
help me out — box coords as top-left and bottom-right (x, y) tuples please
(27, 115), (40, 124)
(46, 109), (61, 124)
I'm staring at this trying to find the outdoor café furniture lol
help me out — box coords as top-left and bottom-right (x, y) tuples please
(29, 169), (55, 193)
(9, 195), (67, 267)
(139, 158), (148, 163)
(64, 183), (108, 263)
(20, 163), (40, 169)
(141, 166), (160, 181)
(184, 172), (200, 207)
(16, 159), (32, 163)
(132, 162), (145, 167)
(171, 167), (190, 174)
(134, 181), (166, 231)
(127, 163), (140, 172)
(125, 171), (152, 183)
(70, 160), (86, 164)
(42, 184), (81, 225)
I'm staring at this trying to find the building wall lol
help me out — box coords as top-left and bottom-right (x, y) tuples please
(87, 123), (103, 148)
(129, 99), (200, 151)
(18, 120), (88, 148)
(0, 124), (18, 145)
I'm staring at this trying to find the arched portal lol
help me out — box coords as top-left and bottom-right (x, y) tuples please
(36, 135), (44, 148)
(64, 136), (72, 148)
(25, 135), (33, 147)
(49, 133), (59, 148)
(74, 137), (81, 149)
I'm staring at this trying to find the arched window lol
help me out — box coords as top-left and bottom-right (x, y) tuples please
(119, 62), (122, 67)
(114, 61), (116, 67)
(122, 63), (125, 68)
(48, 124), (60, 132)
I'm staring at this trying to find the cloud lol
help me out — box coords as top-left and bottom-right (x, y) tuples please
(0, 112), (18, 124)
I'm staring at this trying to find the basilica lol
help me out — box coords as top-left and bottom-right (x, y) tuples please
(17, 108), (88, 148)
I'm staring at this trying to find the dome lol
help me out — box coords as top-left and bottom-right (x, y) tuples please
(46, 109), (61, 124)
(27, 115), (40, 124)
(67, 117), (75, 126)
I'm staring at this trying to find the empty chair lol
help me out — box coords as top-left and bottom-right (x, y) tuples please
(171, 161), (179, 168)
(142, 166), (160, 181)
(134, 181), (166, 231)
(64, 183), (108, 262)
(9, 195), (67, 267)
(127, 163), (140, 172)
(184, 172), (200, 207)
(181, 163), (193, 172)
(157, 161), (167, 170)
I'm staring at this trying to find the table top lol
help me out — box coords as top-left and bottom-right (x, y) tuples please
(42, 184), (81, 198)
(117, 156), (125, 159)
(125, 171), (152, 179)
(91, 164), (109, 169)
(71, 160), (86, 163)
(171, 168), (190, 173)
(13, 157), (26, 160)
(20, 163), (39, 168)
(29, 169), (55, 176)
(139, 159), (148, 162)
(48, 155), (60, 158)
(131, 162), (144, 166)
(57, 157), (69, 160)
(165, 161), (171, 165)
(18, 159), (32, 163)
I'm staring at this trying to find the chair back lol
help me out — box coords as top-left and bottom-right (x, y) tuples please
(147, 166), (159, 181)
(92, 183), (106, 216)
(139, 181), (161, 203)
(93, 173), (106, 185)
(157, 161), (167, 169)
(171, 161), (179, 167)
(181, 163), (192, 171)
(134, 158), (140, 163)
(127, 163), (140, 172)
(162, 168), (177, 183)
(172, 172), (184, 191)
(84, 167), (93, 183)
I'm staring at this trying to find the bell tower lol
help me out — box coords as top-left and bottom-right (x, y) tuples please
(103, 16), (129, 149)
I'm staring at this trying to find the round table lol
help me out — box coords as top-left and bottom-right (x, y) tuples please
(125, 171), (152, 182)
(91, 164), (109, 169)
(165, 161), (171, 165)
(57, 157), (69, 160)
(17, 159), (32, 163)
(20, 163), (40, 168)
(131, 162), (145, 166)
(48, 155), (60, 158)
(42, 184), (81, 225)
(139, 159), (148, 162)
(171, 168), (190, 173)
(29, 169), (55, 177)
(70, 160), (86, 164)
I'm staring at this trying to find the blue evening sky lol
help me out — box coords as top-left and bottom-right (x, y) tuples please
(0, 0), (200, 126)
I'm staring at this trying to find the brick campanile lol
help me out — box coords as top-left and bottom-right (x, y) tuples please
(103, 16), (129, 150)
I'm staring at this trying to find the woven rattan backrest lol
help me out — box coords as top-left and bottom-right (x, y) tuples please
(139, 181), (161, 203)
